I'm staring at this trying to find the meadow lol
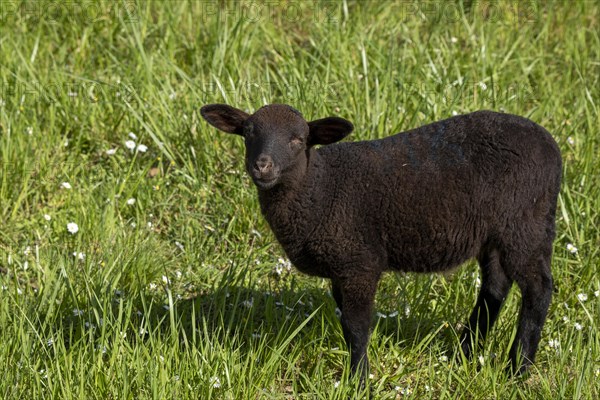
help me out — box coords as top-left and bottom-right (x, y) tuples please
(0, 1), (598, 398)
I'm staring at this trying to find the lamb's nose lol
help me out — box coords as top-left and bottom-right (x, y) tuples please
(254, 155), (273, 175)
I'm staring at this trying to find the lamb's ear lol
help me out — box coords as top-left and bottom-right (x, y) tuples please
(307, 117), (354, 146)
(200, 104), (250, 135)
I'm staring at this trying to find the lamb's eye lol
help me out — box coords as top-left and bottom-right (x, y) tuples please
(243, 124), (254, 139)
(290, 137), (303, 149)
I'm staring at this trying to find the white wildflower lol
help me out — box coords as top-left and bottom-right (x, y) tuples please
(136, 144), (148, 152)
(574, 323), (582, 331)
(566, 243), (578, 254)
(548, 339), (559, 348)
(26, 127), (33, 135)
(73, 308), (84, 317)
(274, 264), (283, 275)
(478, 82), (487, 90)
(61, 182), (72, 189)
(67, 222), (79, 234)
(162, 275), (170, 285)
(47, 338), (54, 347)
(128, 132), (138, 140)
(125, 140), (136, 150)
(148, 283), (157, 290)
(450, 37), (458, 43)
(439, 355), (448, 362)
(210, 376), (221, 388)
(175, 241), (184, 251)
(106, 148), (117, 155)
(334, 381), (341, 388)
(24, 246), (31, 256)
(388, 310), (399, 318)
(126, 198), (136, 205)
(594, 290), (599, 297)
(277, 257), (292, 272)
(577, 293), (588, 302)
(241, 298), (254, 308)
(376, 312), (387, 319)
(478, 355), (485, 365)
(44, 214), (51, 221)
(567, 136), (575, 145)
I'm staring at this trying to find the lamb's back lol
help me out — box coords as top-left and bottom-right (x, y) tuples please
(313, 111), (561, 272)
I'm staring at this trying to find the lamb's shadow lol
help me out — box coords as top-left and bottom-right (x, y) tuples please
(51, 280), (337, 354)
(162, 279), (465, 357)
(170, 283), (337, 343)
(52, 272), (465, 361)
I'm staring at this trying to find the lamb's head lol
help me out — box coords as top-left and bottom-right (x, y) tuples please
(200, 103), (353, 190)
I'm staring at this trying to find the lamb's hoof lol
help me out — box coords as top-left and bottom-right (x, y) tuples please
(504, 361), (531, 379)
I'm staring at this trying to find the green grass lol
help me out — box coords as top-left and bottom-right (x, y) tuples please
(0, 0), (598, 398)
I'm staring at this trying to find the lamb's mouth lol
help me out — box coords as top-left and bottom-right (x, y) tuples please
(253, 176), (279, 190)
(250, 165), (281, 190)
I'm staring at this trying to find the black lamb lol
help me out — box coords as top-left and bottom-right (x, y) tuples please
(200, 103), (562, 382)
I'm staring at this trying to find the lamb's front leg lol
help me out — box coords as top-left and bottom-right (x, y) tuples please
(333, 273), (380, 384)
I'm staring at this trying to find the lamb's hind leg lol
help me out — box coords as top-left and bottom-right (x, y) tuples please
(507, 246), (553, 374)
(460, 249), (513, 360)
